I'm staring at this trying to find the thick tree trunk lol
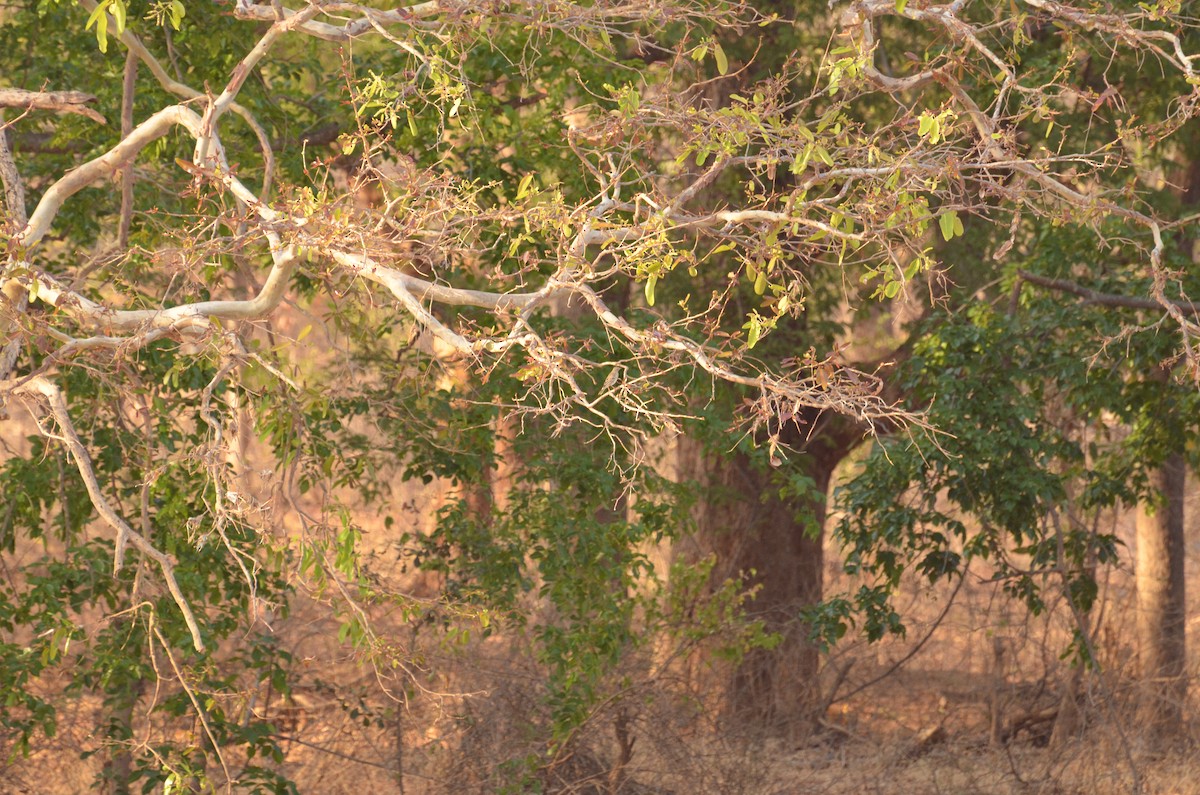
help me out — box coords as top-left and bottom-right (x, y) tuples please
(722, 454), (829, 735)
(1135, 451), (1187, 735)
(674, 430), (851, 737)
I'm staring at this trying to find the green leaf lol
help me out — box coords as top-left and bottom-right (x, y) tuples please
(96, 12), (108, 52)
(939, 211), (959, 241)
(713, 43), (729, 76)
(896, 0), (908, 12)
(517, 173), (535, 200)
(645, 273), (657, 306)
(85, 1), (107, 32)
(754, 270), (767, 295)
(86, 1), (110, 52)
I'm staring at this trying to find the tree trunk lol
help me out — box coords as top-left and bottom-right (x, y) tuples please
(723, 453), (829, 736)
(1135, 451), (1186, 735)
(674, 429), (853, 737)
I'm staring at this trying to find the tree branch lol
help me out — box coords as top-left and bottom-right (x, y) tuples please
(78, 0), (275, 199)
(1016, 270), (1200, 316)
(0, 88), (105, 123)
(12, 376), (206, 652)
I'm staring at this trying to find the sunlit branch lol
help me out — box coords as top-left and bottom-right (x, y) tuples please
(0, 88), (105, 123)
(77, 0), (276, 199)
(12, 376), (207, 652)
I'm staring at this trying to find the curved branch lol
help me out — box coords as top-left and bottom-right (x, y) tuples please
(1016, 270), (1200, 316)
(77, 0), (276, 199)
(12, 376), (206, 652)
(20, 243), (300, 336)
(195, 3), (322, 168)
(18, 105), (222, 250)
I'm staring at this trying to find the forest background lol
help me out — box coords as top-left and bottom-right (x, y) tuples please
(2, 0), (1200, 792)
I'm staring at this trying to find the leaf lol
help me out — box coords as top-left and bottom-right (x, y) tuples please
(516, 173), (534, 200)
(95, 9), (108, 52)
(406, 108), (418, 137)
(645, 273), (657, 306)
(895, 0), (908, 11)
(918, 114), (933, 137)
(939, 211), (959, 241)
(109, 0), (125, 33)
(85, 1), (107, 33)
(713, 42), (729, 76)
(754, 270), (767, 295)
(883, 279), (901, 299)
(746, 317), (761, 349)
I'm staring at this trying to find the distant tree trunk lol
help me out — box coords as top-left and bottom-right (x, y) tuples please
(1135, 451), (1186, 735)
(101, 683), (136, 795)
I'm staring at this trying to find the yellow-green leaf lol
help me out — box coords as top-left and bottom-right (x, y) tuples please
(110, 0), (125, 32)
(754, 270), (767, 295)
(713, 42), (729, 76)
(85, 1), (107, 32)
(645, 273), (657, 306)
(94, 9), (109, 52)
(939, 211), (958, 241)
(517, 173), (535, 200)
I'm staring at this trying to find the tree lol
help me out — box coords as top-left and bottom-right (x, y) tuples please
(4, 0), (1200, 788)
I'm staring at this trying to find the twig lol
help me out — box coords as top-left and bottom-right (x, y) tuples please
(118, 50), (137, 249)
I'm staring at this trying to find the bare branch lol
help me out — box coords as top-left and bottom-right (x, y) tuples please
(195, 3), (322, 168)
(0, 88), (105, 123)
(1016, 270), (1200, 317)
(18, 105), (221, 250)
(118, 50), (137, 249)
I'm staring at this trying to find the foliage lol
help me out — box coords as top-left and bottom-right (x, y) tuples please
(2, 0), (1200, 788)
(829, 231), (1200, 647)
